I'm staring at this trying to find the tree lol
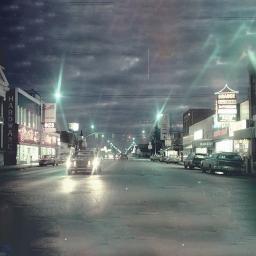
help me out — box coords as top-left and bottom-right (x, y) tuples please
(151, 125), (162, 154)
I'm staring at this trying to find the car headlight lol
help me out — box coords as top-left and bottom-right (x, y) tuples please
(93, 158), (100, 168)
(73, 161), (77, 167)
(66, 159), (71, 168)
(88, 160), (91, 167)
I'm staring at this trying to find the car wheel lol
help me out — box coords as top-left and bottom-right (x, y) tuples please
(201, 165), (206, 173)
(184, 163), (187, 169)
(209, 166), (214, 174)
(189, 164), (194, 170)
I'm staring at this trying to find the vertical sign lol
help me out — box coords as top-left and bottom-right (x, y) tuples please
(4, 89), (18, 165)
(43, 103), (56, 133)
(160, 113), (170, 140)
(215, 84), (238, 122)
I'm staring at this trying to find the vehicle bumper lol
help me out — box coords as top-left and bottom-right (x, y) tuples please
(216, 166), (242, 172)
(68, 167), (93, 173)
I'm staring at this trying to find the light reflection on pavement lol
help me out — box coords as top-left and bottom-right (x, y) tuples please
(0, 160), (256, 255)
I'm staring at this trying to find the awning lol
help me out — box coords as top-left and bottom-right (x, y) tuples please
(233, 127), (255, 140)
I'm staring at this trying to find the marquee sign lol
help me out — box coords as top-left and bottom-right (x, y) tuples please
(215, 84), (238, 122)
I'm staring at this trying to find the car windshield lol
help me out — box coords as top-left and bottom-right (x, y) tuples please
(218, 154), (242, 161)
(1, 1), (255, 255)
(195, 154), (206, 159)
(76, 151), (94, 158)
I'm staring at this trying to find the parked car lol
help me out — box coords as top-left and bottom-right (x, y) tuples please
(150, 154), (161, 161)
(201, 152), (244, 175)
(165, 155), (180, 164)
(184, 153), (207, 169)
(39, 155), (58, 166)
(159, 155), (167, 162)
(119, 153), (128, 160)
(66, 149), (102, 175)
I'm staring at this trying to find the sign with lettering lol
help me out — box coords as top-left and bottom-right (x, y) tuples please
(213, 127), (229, 139)
(43, 103), (56, 133)
(215, 84), (238, 122)
(192, 140), (213, 148)
(43, 103), (56, 123)
(4, 89), (18, 165)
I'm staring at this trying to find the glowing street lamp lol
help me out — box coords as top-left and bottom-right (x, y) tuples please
(142, 130), (145, 134)
(91, 124), (95, 130)
(156, 112), (163, 121)
(54, 90), (62, 101)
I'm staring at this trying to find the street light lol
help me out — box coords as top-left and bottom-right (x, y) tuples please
(91, 124), (95, 130)
(156, 112), (163, 121)
(54, 90), (62, 101)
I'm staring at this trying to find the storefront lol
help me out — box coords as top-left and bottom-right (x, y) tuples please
(192, 140), (214, 154)
(182, 134), (193, 156)
(234, 127), (255, 157)
(40, 132), (59, 158)
(213, 127), (233, 153)
(4, 88), (42, 165)
(17, 125), (40, 164)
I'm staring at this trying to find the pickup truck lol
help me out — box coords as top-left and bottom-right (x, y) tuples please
(66, 149), (102, 175)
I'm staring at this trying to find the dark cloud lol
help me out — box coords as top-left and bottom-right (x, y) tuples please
(1, 0), (256, 143)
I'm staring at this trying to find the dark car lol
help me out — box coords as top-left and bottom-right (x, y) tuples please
(201, 152), (244, 175)
(184, 153), (207, 169)
(66, 150), (102, 175)
(119, 153), (128, 160)
(39, 155), (58, 166)
(159, 155), (167, 162)
(165, 155), (180, 164)
(150, 154), (161, 162)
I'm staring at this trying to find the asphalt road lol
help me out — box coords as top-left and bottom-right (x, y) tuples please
(1, 159), (256, 256)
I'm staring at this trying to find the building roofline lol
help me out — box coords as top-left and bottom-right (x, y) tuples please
(214, 84), (239, 95)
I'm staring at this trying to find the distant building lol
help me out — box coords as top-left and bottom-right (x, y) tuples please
(183, 108), (215, 136)
(0, 65), (9, 165)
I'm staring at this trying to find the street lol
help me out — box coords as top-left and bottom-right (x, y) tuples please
(1, 159), (256, 256)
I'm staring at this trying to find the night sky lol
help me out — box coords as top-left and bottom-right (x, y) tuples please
(1, 0), (256, 143)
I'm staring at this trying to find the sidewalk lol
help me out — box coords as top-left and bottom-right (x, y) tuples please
(0, 163), (39, 172)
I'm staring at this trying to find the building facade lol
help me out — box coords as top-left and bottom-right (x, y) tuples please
(183, 108), (215, 136)
(0, 65), (9, 165)
(4, 88), (59, 165)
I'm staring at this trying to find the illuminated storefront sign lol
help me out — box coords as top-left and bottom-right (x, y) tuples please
(41, 133), (58, 147)
(44, 122), (55, 128)
(213, 127), (229, 139)
(215, 84), (238, 122)
(215, 139), (233, 153)
(68, 122), (79, 132)
(229, 120), (247, 137)
(43, 103), (56, 133)
(193, 140), (213, 148)
(4, 89), (18, 165)
(194, 129), (203, 140)
(18, 125), (40, 144)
